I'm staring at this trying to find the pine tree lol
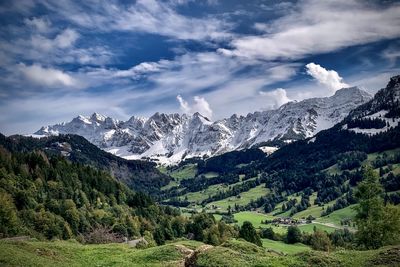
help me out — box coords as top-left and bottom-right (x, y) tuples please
(0, 192), (19, 236)
(354, 166), (400, 248)
(239, 221), (262, 247)
(153, 226), (165, 245)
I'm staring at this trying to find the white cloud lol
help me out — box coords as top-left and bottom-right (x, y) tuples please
(177, 95), (190, 113)
(18, 63), (78, 87)
(0, 91), (131, 135)
(0, 25), (110, 67)
(68, 53), (298, 119)
(113, 61), (172, 78)
(169, 0), (219, 6)
(24, 17), (52, 33)
(260, 88), (291, 109)
(305, 63), (349, 92)
(382, 45), (400, 67)
(42, 0), (231, 41)
(31, 28), (79, 51)
(111, 0), (231, 41)
(220, 0), (400, 60)
(177, 95), (213, 118)
(54, 28), (79, 48)
(347, 69), (400, 94)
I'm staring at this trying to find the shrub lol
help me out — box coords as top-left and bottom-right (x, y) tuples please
(84, 225), (123, 244)
(310, 230), (332, 251)
(286, 226), (302, 244)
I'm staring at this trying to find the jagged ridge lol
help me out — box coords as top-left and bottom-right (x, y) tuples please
(35, 87), (372, 165)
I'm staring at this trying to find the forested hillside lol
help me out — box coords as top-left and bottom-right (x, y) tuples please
(0, 144), (174, 241)
(0, 134), (170, 195)
(0, 141), (243, 247)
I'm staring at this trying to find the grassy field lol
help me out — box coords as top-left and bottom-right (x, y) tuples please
(161, 180), (179, 191)
(317, 205), (357, 226)
(1, 239), (399, 267)
(233, 211), (288, 234)
(325, 164), (342, 175)
(267, 193), (302, 217)
(160, 164), (198, 191)
(291, 193), (338, 220)
(178, 183), (225, 204)
(204, 172), (219, 178)
(195, 239), (400, 267)
(169, 164), (198, 180)
(178, 177), (260, 206)
(206, 184), (269, 212)
(261, 239), (311, 254)
(233, 211), (337, 234)
(233, 211), (275, 228)
(0, 239), (202, 267)
(298, 223), (337, 233)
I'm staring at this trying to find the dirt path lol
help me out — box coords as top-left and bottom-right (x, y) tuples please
(173, 244), (213, 267)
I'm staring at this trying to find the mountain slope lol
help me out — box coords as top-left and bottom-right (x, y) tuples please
(0, 133), (170, 195)
(35, 87), (371, 165)
(343, 75), (400, 135)
(250, 75), (400, 195)
(160, 75), (400, 213)
(0, 140), (177, 242)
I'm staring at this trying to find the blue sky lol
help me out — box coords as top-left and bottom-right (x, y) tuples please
(0, 0), (399, 135)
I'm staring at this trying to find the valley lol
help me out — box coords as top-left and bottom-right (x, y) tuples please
(2, 1), (400, 266)
(1, 75), (400, 266)
(161, 146), (399, 235)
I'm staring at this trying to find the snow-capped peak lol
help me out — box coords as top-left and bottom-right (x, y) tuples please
(192, 112), (212, 125)
(35, 87), (372, 165)
(90, 112), (107, 122)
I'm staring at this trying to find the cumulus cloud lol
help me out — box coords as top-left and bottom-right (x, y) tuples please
(177, 95), (190, 113)
(18, 63), (78, 87)
(177, 95), (213, 118)
(305, 63), (349, 92)
(260, 88), (291, 109)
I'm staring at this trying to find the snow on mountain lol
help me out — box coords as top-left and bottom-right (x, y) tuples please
(35, 87), (372, 165)
(344, 75), (400, 136)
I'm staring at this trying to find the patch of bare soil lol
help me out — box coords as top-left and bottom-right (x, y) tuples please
(184, 245), (213, 267)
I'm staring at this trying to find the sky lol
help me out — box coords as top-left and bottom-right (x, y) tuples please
(0, 0), (399, 135)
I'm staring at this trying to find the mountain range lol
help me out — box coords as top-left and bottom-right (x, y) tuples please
(35, 87), (372, 165)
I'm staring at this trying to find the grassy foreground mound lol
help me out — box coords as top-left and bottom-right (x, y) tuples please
(0, 238), (399, 267)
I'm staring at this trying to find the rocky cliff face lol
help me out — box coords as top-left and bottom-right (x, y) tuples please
(36, 87), (372, 164)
